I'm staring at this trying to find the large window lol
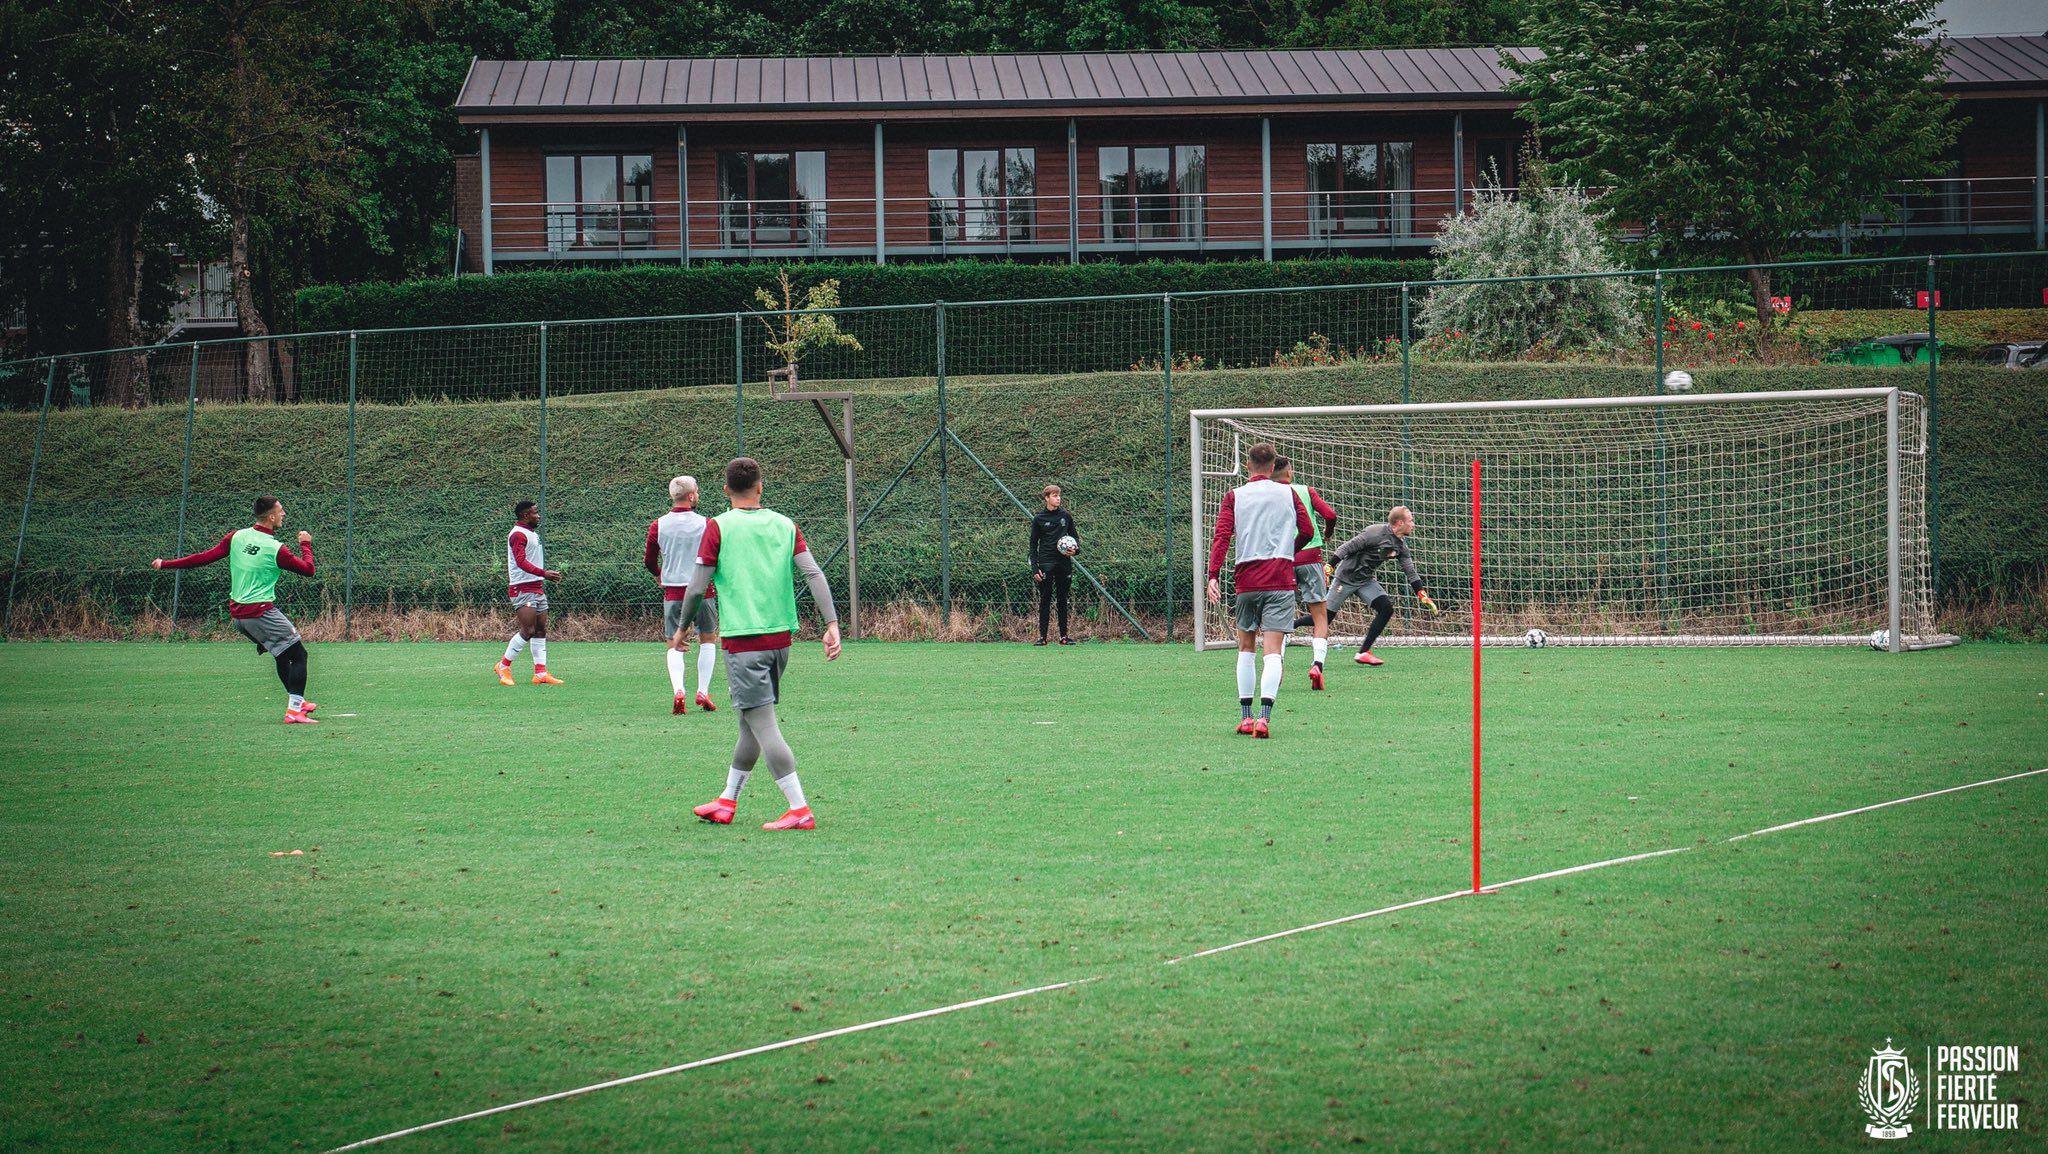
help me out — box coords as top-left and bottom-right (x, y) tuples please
(545, 154), (654, 250)
(718, 151), (827, 247)
(1099, 145), (1205, 242)
(1307, 142), (1413, 237)
(928, 148), (1036, 243)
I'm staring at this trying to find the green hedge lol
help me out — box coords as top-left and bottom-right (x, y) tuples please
(294, 257), (1436, 333)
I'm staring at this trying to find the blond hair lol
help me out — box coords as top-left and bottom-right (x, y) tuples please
(669, 475), (699, 503)
(1389, 505), (1414, 526)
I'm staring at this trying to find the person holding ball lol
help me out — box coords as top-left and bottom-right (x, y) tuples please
(1028, 483), (1080, 646)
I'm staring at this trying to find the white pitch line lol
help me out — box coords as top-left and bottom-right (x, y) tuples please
(1166, 846), (1693, 964)
(326, 978), (1093, 1152)
(1726, 766), (2048, 842)
(330, 766), (2048, 1148)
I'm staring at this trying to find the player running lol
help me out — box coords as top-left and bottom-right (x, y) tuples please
(678, 457), (842, 831)
(1273, 457), (1337, 690)
(495, 499), (564, 686)
(150, 495), (320, 724)
(1326, 505), (1437, 667)
(645, 474), (720, 714)
(1206, 441), (1312, 738)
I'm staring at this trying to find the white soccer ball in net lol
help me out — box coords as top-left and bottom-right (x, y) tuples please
(1057, 535), (1079, 557)
(1663, 370), (1693, 393)
(1525, 628), (1548, 648)
(1870, 629), (1891, 651)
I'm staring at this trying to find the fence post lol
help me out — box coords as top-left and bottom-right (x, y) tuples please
(536, 323), (550, 510)
(170, 342), (199, 622)
(1399, 282), (1413, 507)
(5, 358), (57, 636)
(936, 301), (950, 614)
(343, 332), (358, 640)
(733, 312), (745, 454)
(1652, 270), (1665, 391)
(1925, 254), (1940, 595)
(1161, 293), (1174, 643)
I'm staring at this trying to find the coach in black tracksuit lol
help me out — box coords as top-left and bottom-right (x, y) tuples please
(1029, 483), (1079, 645)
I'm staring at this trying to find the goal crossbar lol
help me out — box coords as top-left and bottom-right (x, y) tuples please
(1191, 388), (1955, 653)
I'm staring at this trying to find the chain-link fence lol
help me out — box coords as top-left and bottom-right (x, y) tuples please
(3, 250), (2044, 642)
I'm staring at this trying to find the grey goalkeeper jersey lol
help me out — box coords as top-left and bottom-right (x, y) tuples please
(1329, 523), (1424, 591)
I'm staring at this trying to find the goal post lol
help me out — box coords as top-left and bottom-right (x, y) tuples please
(1190, 388), (1953, 652)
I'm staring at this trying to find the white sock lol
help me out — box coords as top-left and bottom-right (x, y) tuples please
(502, 634), (527, 663)
(1311, 636), (1328, 666)
(776, 772), (808, 810)
(721, 766), (750, 801)
(288, 693), (306, 711)
(1236, 651), (1256, 699)
(1261, 653), (1284, 700)
(531, 638), (548, 669)
(696, 643), (717, 696)
(666, 648), (688, 694)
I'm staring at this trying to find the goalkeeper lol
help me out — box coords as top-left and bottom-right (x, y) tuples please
(1324, 506), (1435, 667)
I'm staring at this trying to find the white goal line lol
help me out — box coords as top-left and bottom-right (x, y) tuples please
(328, 765), (2043, 1151)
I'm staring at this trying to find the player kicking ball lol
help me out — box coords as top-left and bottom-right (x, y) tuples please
(1273, 457), (1337, 690)
(645, 474), (720, 714)
(1206, 441), (1313, 738)
(678, 457), (842, 830)
(1325, 505), (1437, 667)
(495, 499), (564, 686)
(151, 495), (320, 724)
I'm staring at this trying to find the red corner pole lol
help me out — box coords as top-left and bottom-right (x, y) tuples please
(1471, 459), (1482, 894)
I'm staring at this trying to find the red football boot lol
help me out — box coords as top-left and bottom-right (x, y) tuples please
(763, 807), (815, 831)
(1309, 664), (1325, 691)
(297, 700), (318, 713)
(673, 693), (688, 715)
(1252, 717), (1271, 739)
(1354, 651), (1384, 667)
(1235, 717), (1257, 735)
(695, 692), (717, 712)
(693, 798), (734, 824)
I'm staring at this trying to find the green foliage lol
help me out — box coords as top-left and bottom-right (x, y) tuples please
(296, 257), (1435, 330)
(1417, 169), (1644, 357)
(753, 273), (864, 367)
(1510, 0), (1962, 278)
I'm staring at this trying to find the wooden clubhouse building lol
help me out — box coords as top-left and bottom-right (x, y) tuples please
(451, 36), (2048, 272)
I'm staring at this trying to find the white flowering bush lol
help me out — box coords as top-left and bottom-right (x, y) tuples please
(1418, 166), (1645, 358)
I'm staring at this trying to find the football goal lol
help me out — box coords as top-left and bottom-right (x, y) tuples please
(1191, 388), (1953, 652)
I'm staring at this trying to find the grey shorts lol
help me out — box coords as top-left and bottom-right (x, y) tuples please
(1294, 563), (1329, 604)
(510, 591), (549, 613)
(1233, 588), (1297, 635)
(724, 646), (790, 711)
(663, 597), (718, 638)
(1326, 579), (1388, 616)
(233, 607), (302, 656)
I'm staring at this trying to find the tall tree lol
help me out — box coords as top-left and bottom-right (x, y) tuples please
(1509, 0), (1960, 324)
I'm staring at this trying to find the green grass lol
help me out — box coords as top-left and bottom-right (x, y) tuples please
(1, 640), (2043, 1152)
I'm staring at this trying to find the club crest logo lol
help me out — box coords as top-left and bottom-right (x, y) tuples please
(1860, 1039), (1919, 1139)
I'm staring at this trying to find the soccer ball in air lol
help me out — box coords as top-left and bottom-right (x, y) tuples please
(1870, 629), (1891, 651)
(1663, 370), (1694, 393)
(1525, 628), (1548, 648)
(1057, 535), (1079, 557)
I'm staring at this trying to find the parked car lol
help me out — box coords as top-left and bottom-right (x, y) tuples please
(1973, 341), (2047, 368)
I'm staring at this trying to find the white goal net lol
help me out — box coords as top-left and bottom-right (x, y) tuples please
(1192, 388), (1952, 651)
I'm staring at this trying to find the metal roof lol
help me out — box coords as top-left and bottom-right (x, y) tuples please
(454, 36), (2048, 119)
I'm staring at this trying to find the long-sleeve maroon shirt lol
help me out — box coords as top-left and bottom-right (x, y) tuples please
(158, 525), (314, 618)
(1207, 474), (1314, 592)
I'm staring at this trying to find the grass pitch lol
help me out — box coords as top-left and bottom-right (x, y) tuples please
(1, 640), (2042, 1152)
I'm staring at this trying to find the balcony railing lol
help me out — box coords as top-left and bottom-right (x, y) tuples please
(482, 177), (2042, 265)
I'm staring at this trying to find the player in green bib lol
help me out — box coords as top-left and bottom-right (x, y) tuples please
(1274, 458), (1338, 689)
(153, 495), (321, 723)
(673, 457), (841, 831)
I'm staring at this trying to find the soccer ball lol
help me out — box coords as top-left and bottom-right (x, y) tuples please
(1056, 535), (1079, 557)
(1525, 628), (1548, 648)
(1663, 370), (1693, 393)
(1869, 629), (1891, 651)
